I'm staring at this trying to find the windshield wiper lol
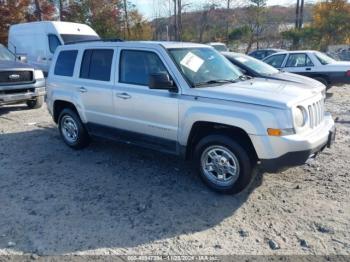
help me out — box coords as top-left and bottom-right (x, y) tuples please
(194, 79), (238, 87)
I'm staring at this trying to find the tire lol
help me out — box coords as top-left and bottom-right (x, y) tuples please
(194, 134), (253, 194)
(26, 96), (44, 109)
(58, 108), (90, 149)
(314, 77), (329, 89)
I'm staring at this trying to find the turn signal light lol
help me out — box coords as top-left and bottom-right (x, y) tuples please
(267, 128), (282, 136)
(346, 70), (350, 77)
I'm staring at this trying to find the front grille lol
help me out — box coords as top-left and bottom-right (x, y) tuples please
(0, 71), (33, 84)
(0, 88), (35, 95)
(307, 99), (325, 128)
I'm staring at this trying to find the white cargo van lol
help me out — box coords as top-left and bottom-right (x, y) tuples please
(8, 21), (99, 74)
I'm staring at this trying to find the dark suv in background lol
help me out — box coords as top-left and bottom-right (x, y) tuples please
(248, 48), (286, 60)
(0, 44), (45, 109)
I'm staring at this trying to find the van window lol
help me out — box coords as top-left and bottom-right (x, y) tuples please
(119, 50), (167, 86)
(48, 35), (61, 54)
(60, 34), (100, 44)
(54, 50), (78, 77)
(80, 49), (113, 81)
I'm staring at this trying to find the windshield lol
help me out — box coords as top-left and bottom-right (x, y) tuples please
(212, 44), (228, 52)
(0, 44), (15, 61)
(169, 48), (242, 87)
(315, 51), (336, 65)
(232, 54), (279, 75)
(60, 34), (100, 44)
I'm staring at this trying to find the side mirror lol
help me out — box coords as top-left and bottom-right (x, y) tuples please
(17, 55), (27, 63)
(149, 73), (176, 91)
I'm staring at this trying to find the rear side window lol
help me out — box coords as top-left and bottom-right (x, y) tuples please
(80, 49), (114, 81)
(54, 50), (78, 76)
(119, 50), (167, 86)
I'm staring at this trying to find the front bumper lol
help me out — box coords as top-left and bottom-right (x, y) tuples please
(0, 79), (46, 105)
(260, 126), (336, 172)
(251, 113), (335, 172)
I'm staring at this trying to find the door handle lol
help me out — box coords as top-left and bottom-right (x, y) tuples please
(79, 87), (87, 93)
(116, 92), (131, 99)
(305, 68), (311, 71)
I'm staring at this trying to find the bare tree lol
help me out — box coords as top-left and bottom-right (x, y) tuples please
(34, 0), (42, 21)
(58, 0), (63, 21)
(177, 0), (182, 40)
(123, 0), (131, 39)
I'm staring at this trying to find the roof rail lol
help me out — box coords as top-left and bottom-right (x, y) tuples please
(65, 38), (124, 45)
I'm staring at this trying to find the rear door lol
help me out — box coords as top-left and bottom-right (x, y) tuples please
(75, 47), (116, 127)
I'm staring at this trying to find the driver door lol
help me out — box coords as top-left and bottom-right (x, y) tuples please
(113, 49), (179, 153)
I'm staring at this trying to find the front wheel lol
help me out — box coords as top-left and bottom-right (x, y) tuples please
(58, 108), (90, 149)
(194, 135), (253, 194)
(26, 96), (44, 109)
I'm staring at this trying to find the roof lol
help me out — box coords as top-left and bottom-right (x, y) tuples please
(65, 40), (211, 49)
(267, 50), (318, 55)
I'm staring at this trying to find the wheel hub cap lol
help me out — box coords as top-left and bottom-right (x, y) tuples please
(201, 145), (240, 186)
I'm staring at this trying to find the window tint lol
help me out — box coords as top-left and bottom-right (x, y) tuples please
(120, 50), (167, 86)
(285, 53), (314, 67)
(264, 54), (286, 68)
(54, 50), (78, 76)
(80, 49), (114, 81)
(48, 35), (61, 54)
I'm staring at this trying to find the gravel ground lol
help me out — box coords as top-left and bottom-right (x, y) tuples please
(0, 85), (349, 257)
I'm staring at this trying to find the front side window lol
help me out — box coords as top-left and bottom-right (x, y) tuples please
(169, 48), (242, 87)
(54, 50), (78, 76)
(264, 54), (286, 68)
(119, 50), (168, 86)
(80, 49), (114, 81)
(0, 44), (15, 61)
(48, 35), (61, 54)
(285, 53), (314, 67)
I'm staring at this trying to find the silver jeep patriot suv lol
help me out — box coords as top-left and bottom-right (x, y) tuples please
(46, 41), (335, 194)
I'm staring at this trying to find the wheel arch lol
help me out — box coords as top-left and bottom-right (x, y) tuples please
(53, 100), (81, 123)
(185, 121), (258, 162)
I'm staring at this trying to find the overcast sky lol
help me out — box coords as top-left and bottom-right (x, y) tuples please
(130, 0), (316, 19)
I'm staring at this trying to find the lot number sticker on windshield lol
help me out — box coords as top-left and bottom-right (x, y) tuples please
(180, 52), (204, 72)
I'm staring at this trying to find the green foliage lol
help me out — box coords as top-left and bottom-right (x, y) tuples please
(229, 26), (250, 41)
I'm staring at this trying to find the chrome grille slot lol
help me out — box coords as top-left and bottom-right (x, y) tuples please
(307, 98), (325, 129)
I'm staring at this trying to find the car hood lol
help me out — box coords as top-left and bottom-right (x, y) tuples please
(266, 72), (326, 93)
(0, 60), (34, 70)
(187, 78), (322, 109)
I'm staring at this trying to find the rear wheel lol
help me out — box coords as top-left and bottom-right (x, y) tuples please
(26, 96), (44, 109)
(58, 108), (90, 149)
(194, 135), (253, 194)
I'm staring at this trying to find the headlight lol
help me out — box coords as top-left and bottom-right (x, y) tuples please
(34, 70), (44, 80)
(294, 106), (306, 127)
